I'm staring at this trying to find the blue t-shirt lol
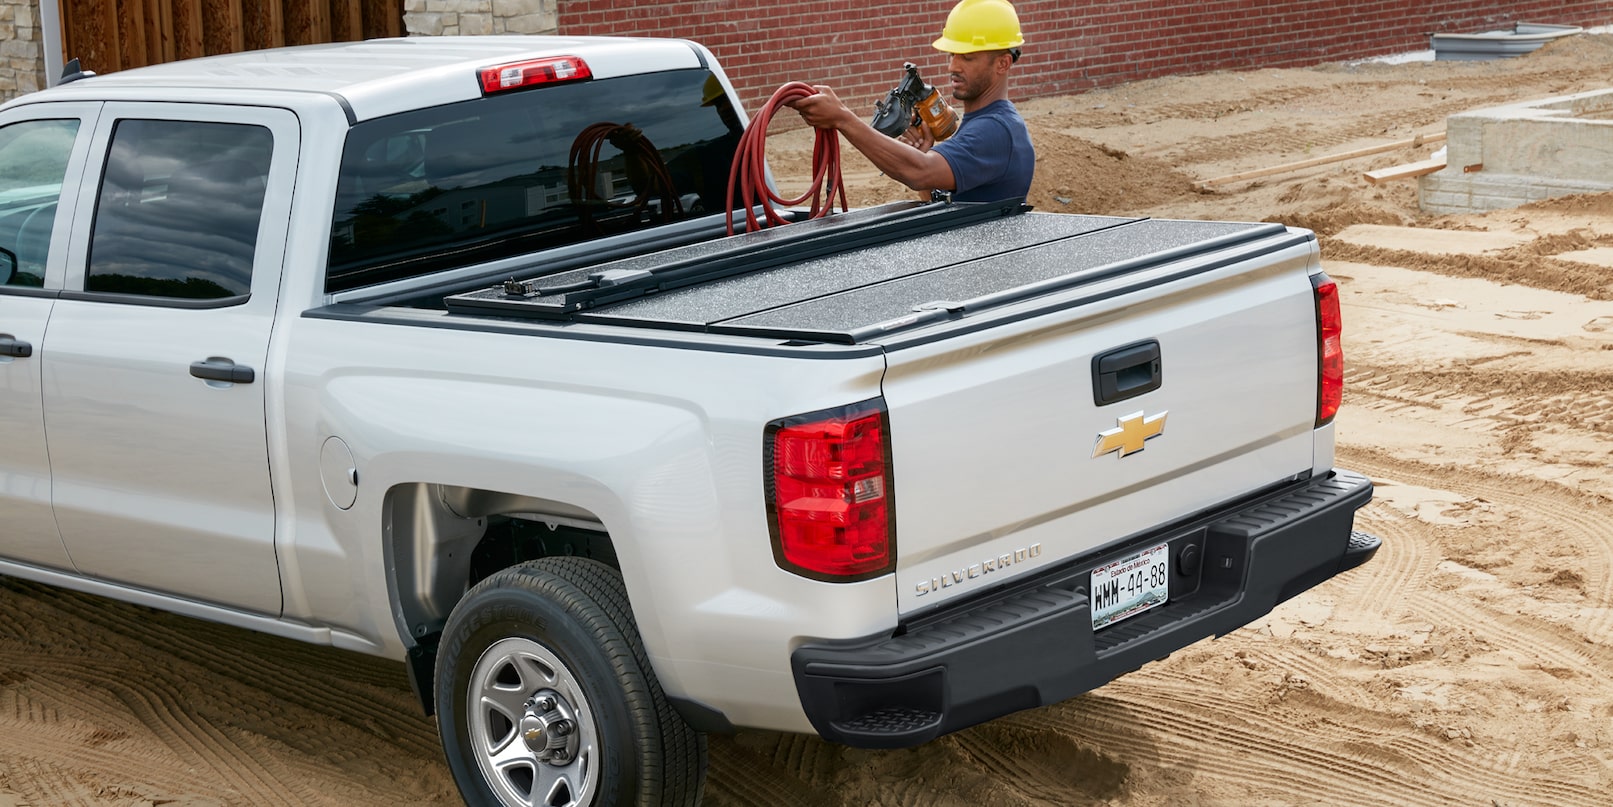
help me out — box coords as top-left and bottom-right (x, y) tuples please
(932, 99), (1035, 203)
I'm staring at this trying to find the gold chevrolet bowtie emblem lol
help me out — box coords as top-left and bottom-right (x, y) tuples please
(1092, 411), (1167, 458)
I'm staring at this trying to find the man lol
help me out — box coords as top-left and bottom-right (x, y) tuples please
(790, 0), (1034, 203)
(680, 74), (746, 212)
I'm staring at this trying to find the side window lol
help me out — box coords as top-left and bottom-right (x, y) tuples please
(86, 119), (272, 301)
(0, 119), (79, 288)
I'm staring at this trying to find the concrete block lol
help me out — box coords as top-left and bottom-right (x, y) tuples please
(1421, 87), (1613, 214)
(1419, 189), (1464, 210)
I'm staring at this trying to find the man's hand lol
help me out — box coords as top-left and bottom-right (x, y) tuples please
(899, 122), (935, 152)
(786, 82), (956, 195)
(788, 85), (854, 131)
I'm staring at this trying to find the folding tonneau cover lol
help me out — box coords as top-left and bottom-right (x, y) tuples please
(443, 200), (1304, 345)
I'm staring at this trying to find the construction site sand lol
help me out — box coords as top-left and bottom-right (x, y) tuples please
(4, 35), (1613, 807)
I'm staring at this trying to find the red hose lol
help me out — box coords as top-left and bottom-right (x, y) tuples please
(569, 122), (680, 234)
(726, 82), (848, 236)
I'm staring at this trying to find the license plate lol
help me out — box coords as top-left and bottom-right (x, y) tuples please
(1091, 542), (1170, 630)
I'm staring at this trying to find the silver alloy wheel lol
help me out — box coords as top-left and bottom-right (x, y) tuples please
(468, 637), (600, 807)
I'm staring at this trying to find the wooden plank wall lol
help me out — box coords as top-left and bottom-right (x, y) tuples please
(60, 0), (404, 75)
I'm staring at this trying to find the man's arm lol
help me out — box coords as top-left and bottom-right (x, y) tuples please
(790, 85), (956, 192)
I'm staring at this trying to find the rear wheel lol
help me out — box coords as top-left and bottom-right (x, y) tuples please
(436, 557), (705, 806)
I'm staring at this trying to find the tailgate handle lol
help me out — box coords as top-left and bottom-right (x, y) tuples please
(1092, 340), (1161, 406)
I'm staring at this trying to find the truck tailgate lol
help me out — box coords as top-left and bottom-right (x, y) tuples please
(872, 222), (1323, 616)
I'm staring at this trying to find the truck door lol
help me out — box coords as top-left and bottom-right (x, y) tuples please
(41, 104), (298, 614)
(0, 102), (99, 571)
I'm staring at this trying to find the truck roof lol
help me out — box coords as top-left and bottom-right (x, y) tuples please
(24, 36), (711, 122)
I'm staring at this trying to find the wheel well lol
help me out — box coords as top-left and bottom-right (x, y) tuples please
(468, 516), (620, 587)
(385, 482), (617, 715)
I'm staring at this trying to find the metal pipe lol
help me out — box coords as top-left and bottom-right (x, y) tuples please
(38, 0), (63, 88)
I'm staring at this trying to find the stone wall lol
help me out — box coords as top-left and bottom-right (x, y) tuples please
(0, 0), (43, 100)
(402, 0), (557, 37)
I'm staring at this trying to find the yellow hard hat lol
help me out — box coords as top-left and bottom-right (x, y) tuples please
(933, 0), (1025, 54)
(701, 74), (726, 106)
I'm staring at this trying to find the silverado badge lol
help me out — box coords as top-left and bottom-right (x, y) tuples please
(1093, 410), (1167, 458)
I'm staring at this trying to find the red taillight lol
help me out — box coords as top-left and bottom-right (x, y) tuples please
(766, 403), (894, 581)
(478, 56), (593, 95)
(1313, 273), (1343, 426)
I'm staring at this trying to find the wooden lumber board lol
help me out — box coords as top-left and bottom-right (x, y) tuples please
(1363, 157), (1448, 185)
(1196, 132), (1446, 188)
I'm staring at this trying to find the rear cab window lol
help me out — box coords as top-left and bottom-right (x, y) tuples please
(327, 68), (744, 293)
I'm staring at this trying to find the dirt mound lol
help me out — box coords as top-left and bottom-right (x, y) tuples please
(1022, 127), (1198, 214)
(1528, 30), (1613, 63)
(1283, 202), (1404, 237)
(1520, 191), (1613, 218)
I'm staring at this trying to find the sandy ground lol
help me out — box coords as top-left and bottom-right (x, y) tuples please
(5, 35), (1613, 807)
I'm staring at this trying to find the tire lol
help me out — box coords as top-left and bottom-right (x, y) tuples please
(435, 557), (706, 807)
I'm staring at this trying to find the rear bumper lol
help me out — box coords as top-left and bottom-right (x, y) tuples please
(790, 468), (1377, 748)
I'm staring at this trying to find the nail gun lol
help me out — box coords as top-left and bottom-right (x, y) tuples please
(870, 62), (960, 142)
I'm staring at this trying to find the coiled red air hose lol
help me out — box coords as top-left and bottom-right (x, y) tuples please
(726, 82), (848, 236)
(569, 122), (680, 234)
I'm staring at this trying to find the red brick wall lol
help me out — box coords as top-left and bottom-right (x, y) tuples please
(560, 1), (1611, 120)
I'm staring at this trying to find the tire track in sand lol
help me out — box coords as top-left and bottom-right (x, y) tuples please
(3, 645), (314, 805)
(1007, 692), (1439, 806)
(947, 721), (1128, 805)
(1107, 659), (1602, 807)
(4, 757), (106, 807)
(14, 581), (444, 763)
(0, 673), (224, 799)
(704, 734), (847, 807)
(1340, 445), (1613, 648)
(0, 582), (454, 805)
(1015, 676), (1609, 807)
(1346, 502), (1439, 623)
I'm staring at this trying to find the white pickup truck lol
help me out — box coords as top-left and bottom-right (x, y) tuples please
(0, 36), (1377, 807)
